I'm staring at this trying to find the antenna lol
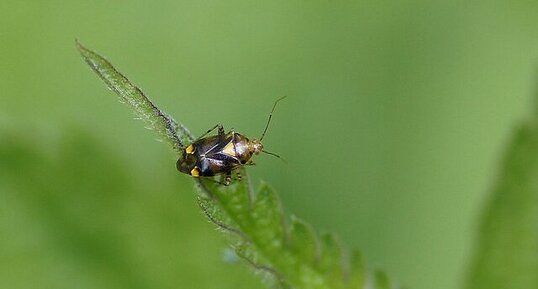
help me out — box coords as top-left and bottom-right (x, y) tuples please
(259, 96), (287, 141)
(262, 150), (287, 164)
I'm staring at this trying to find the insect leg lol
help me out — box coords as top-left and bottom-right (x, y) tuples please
(196, 124), (224, 141)
(223, 173), (232, 186)
(218, 125), (225, 136)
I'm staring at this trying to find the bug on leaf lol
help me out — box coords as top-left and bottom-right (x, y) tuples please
(176, 96), (285, 185)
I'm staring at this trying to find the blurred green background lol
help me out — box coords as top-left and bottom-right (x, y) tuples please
(1, 1), (538, 289)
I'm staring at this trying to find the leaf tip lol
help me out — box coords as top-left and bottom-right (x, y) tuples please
(75, 38), (87, 55)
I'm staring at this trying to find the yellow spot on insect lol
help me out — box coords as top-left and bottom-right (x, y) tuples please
(222, 141), (235, 157)
(185, 144), (195, 154)
(190, 167), (200, 177)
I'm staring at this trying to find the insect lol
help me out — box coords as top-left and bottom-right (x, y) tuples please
(176, 96), (286, 185)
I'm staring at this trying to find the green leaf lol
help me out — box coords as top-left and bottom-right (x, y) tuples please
(373, 271), (391, 289)
(288, 216), (318, 265)
(76, 40), (193, 153)
(0, 128), (262, 289)
(251, 184), (285, 252)
(318, 233), (344, 285)
(465, 120), (538, 289)
(77, 41), (396, 289)
(347, 250), (365, 289)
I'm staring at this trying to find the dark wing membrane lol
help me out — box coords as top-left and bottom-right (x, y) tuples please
(198, 153), (240, 176)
